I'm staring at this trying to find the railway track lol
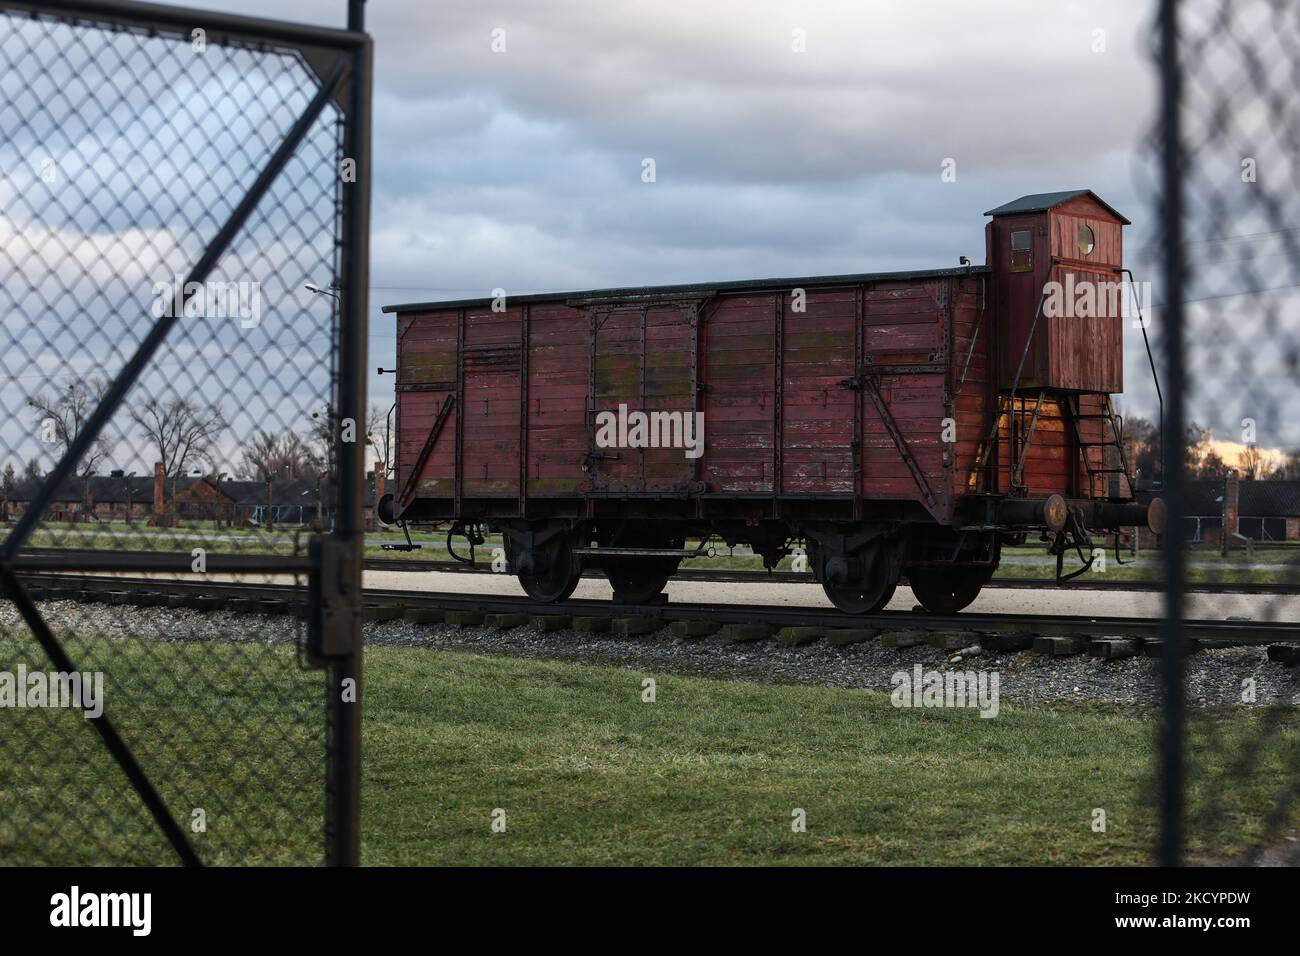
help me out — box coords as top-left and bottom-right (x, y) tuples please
(9, 571), (1300, 657)
(363, 556), (1300, 596)
(14, 548), (1297, 594)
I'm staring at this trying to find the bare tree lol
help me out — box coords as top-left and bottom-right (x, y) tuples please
(366, 400), (393, 475)
(309, 403), (336, 477)
(22, 457), (40, 481)
(1183, 422), (1211, 477)
(1179, 422), (1239, 480)
(27, 377), (112, 475)
(1198, 449), (1229, 480)
(130, 396), (227, 500)
(2, 463), (13, 520)
(1122, 415), (1160, 481)
(1270, 450), (1300, 480)
(237, 430), (318, 482)
(1238, 444), (1264, 480)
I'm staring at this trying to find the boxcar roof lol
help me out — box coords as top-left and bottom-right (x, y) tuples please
(381, 264), (991, 313)
(983, 189), (1130, 224)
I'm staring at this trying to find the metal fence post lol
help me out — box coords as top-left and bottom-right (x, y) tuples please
(326, 0), (372, 867)
(1156, 0), (1186, 868)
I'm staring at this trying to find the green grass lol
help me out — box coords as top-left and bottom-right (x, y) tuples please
(2, 630), (1294, 865)
(994, 543), (1300, 586)
(19, 519), (455, 562)
(0, 629), (324, 865)
(361, 650), (1297, 866)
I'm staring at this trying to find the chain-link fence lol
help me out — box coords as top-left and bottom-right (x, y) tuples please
(0, 1), (370, 865)
(1153, 0), (1300, 865)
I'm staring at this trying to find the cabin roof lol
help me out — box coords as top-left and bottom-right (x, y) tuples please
(984, 189), (1130, 225)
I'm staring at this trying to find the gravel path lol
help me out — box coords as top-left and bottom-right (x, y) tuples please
(364, 570), (1300, 623)
(73, 568), (1300, 623)
(4, 600), (1297, 710)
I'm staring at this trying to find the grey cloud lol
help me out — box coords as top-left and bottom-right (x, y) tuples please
(22, 0), (1206, 440)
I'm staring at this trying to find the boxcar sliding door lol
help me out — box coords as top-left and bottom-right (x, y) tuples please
(587, 302), (698, 494)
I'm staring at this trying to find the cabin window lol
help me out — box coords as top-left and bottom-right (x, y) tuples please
(1077, 224), (1096, 256)
(1010, 229), (1032, 272)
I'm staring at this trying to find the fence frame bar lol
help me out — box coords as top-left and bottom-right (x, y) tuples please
(1156, 0), (1188, 868)
(0, 0), (371, 867)
(0, 0), (365, 51)
(323, 0), (372, 868)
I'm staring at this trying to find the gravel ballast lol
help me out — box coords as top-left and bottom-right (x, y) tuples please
(4, 600), (1297, 710)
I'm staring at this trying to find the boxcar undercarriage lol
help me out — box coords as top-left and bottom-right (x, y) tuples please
(385, 488), (1162, 614)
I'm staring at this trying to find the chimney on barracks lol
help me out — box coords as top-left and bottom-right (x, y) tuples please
(1221, 469), (1240, 556)
(153, 461), (165, 527)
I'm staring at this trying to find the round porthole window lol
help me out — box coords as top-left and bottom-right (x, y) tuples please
(1077, 224), (1096, 256)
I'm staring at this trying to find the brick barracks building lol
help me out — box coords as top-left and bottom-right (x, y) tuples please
(1130, 471), (1300, 548)
(4, 462), (379, 529)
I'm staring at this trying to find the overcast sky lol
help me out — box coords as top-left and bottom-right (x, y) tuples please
(6, 0), (1297, 477)
(230, 0), (1176, 425)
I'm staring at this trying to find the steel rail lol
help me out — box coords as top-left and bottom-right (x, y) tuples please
(13, 572), (1300, 645)
(14, 549), (1300, 594)
(360, 557), (1300, 596)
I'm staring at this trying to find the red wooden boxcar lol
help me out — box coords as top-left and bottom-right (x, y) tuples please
(381, 190), (1162, 612)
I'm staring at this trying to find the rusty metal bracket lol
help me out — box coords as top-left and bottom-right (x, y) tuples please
(307, 534), (358, 664)
(396, 380), (454, 393)
(862, 374), (939, 515)
(773, 293), (784, 506)
(954, 283), (988, 397)
(395, 392), (455, 512)
(852, 286), (864, 520)
(566, 291), (715, 308)
(860, 362), (948, 375)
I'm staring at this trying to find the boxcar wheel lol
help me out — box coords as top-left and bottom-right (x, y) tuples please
(517, 538), (581, 603)
(907, 568), (988, 615)
(822, 577), (896, 615)
(605, 559), (676, 605)
(818, 538), (899, 614)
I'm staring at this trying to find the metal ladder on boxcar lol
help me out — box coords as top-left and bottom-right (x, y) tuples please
(1063, 392), (1133, 499)
(967, 390), (1047, 496)
(967, 391), (1132, 499)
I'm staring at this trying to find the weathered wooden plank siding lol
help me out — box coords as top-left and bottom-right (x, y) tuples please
(395, 309), (458, 498)
(461, 307), (522, 496)
(949, 275), (989, 502)
(526, 303), (587, 493)
(781, 289), (856, 493)
(702, 295), (776, 492)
